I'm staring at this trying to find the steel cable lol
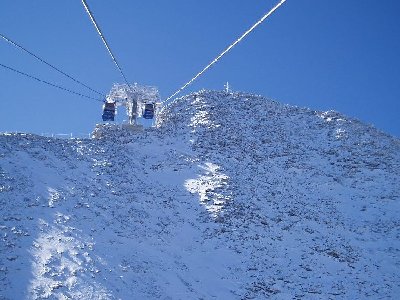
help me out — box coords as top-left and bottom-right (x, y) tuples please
(0, 33), (105, 97)
(162, 0), (287, 105)
(81, 0), (130, 86)
(0, 62), (104, 102)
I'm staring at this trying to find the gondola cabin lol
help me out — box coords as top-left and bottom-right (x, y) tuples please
(143, 103), (155, 119)
(102, 101), (116, 121)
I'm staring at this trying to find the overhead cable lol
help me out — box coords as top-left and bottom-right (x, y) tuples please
(81, 0), (130, 86)
(0, 62), (103, 102)
(0, 33), (104, 97)
(162, 0), (287, 105)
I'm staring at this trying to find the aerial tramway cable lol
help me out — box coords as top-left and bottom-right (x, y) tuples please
(81, 0), (131, 86)
(162, 0), (287, 105)
(0, 63), (103, 102)
(0, 33), (104, 97)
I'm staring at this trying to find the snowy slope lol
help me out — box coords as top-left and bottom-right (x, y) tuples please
(1, 90), (399, 299)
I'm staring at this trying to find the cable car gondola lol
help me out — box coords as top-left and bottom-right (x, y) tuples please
(143, 103), (155, 119)
(102, 101), (116, 121)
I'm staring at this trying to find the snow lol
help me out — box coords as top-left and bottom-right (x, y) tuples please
(1, 90), (400, 299)
(185, 162), (230, 217)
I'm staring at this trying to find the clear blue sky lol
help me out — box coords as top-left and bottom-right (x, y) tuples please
(1, 1), (399, 137)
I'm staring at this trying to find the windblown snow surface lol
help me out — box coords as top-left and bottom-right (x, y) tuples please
(1, 90), (399, 299)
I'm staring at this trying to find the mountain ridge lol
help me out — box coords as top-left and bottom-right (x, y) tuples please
(1, 90), (399, 299)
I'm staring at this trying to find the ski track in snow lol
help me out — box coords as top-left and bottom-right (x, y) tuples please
(1, 90), (400, 299)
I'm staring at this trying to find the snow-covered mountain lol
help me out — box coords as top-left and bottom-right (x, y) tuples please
(1, 90), (399, 299)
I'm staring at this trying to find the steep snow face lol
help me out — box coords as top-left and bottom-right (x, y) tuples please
(1, 91), (400, 299)
(159, 90), (400, 297)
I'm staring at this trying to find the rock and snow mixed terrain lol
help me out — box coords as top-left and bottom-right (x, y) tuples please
(1, 90), (399, 299)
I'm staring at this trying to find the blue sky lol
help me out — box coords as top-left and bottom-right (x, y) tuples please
(1, 0), (399, 137)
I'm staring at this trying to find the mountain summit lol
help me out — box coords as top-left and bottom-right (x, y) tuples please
(1, 90), (399, 299)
